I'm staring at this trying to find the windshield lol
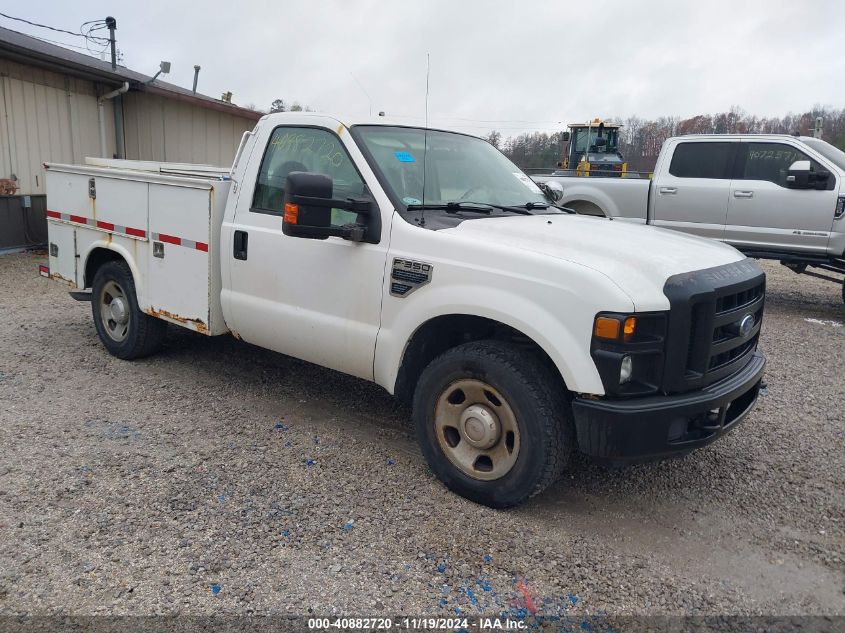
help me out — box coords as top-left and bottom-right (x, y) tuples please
(353, 126), (548, 208)
(802, 138), (845, 172)
(573, 127), (619, 154)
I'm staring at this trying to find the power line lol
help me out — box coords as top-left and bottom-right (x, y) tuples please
(0, 11), (109, 43)
(28, 33), (102, 54)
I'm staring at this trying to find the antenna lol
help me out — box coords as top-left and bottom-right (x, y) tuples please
(350, 72), (372, 117)
(420, 53), (430, 227)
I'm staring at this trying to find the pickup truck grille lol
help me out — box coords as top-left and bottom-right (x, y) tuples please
(706, 283), (764, 372)
(663, 260), (766, 394)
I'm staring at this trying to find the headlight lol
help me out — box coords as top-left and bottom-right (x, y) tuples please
(591, 312), (667, 396)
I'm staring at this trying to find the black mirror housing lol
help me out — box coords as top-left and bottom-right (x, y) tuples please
(282, 171), (377, 242)
(283, 172), (333, 239)
(786, 160), (831, 190)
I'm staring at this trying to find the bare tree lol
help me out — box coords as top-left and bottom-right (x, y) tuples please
(499, 107), (845, 170)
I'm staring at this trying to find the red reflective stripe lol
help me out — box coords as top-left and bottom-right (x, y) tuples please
(39, 264), (49, 273)
(125, 227), (146, 238)
(46, 210), (60, 219)
(69, 214), (88, 224)
(157, 233), (181, 246)
(195, 242), (209, 252)
(96, 221), (115, 231)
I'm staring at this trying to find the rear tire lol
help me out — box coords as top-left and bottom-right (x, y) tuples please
(412, 340), (573, 508)
(91, 260), (166, 359)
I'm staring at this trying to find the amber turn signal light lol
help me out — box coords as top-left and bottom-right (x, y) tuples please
(594, 315), (638, 341)
(623, 316), (637, 342)
(283, 202), (299, 225)
(594, 317), (620, 340)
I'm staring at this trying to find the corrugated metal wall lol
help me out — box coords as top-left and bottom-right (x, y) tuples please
(0, 58), (115, 197)
(0, 58), (256, 248)
(123, 92), (254, 166)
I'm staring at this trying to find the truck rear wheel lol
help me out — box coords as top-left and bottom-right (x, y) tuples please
(91, 260), (166, 360)
(413, 340), (572, 508)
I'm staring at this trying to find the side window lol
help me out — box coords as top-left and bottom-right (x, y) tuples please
(251, 127), (365, 225)
(739, 143), (823, 187)
(669, 142), (735, 179)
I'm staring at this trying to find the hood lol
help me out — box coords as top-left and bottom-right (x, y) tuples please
(441, 214), (745, 311)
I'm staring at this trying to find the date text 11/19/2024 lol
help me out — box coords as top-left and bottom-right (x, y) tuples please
(308, 617), (527, 630)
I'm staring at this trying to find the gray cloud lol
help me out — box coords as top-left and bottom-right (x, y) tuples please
(6, 0), (843, 136)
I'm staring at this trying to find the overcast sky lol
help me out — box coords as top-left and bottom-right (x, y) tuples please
(4, 0), (844, 137)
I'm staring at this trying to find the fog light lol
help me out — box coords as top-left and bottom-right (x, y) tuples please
(620, 355), (633, 384)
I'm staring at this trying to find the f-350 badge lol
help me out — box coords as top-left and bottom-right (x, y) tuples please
(390, 258), (433, 297)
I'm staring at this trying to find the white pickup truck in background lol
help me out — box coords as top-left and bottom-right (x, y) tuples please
(532, 135), (845, 302)
(42, 113), (767, 508)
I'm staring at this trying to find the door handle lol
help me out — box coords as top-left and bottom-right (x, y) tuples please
(233, 230), (248, 260)
(659, 187), (677, 195)
(733, 190), (754, 198)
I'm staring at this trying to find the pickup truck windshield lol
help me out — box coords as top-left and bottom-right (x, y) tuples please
(802, 138), (845, 172)
(353, 125), (549, 210)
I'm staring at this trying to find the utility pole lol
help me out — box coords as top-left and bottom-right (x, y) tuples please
(105, 16), (124, 158)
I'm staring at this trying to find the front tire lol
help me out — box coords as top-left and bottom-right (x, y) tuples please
(91, 260), (166, 359)
(413, 340), (573, 508)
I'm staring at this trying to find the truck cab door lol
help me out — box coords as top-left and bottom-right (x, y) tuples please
(650, 140), (736, 240)
(726, 141), (837, 255)
(222, 124), (389, 380)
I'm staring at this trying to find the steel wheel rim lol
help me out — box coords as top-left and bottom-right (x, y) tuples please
(434, 379), (520, 481)
(99, 280), (130, 343)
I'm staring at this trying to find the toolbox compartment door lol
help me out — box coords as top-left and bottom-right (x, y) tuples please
(147, 183), (216, 334)
(47, 222), (78, 287)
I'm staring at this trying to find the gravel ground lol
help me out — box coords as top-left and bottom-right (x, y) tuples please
(0, 251), (842, 617)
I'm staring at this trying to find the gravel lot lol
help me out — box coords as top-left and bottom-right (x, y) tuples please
(0, 251), (843, 617)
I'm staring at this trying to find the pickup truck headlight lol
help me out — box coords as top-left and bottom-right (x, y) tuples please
(591, 312), (667, 396)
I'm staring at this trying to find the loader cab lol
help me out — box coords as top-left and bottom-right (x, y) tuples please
(564, 119), (626, 177)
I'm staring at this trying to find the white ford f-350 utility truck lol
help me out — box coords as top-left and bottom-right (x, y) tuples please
(42, 113), (766, 507)
(532, 134), (845, 302)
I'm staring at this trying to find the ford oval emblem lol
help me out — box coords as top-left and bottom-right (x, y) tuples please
(738, 314), (755, 337)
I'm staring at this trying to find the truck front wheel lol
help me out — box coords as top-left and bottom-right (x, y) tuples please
(91, 260), (166, 359)
(413, 341), (572, 508)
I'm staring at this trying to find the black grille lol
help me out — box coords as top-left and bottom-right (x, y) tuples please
(662, 260), (766, 394)
(705, 281), (765, 374)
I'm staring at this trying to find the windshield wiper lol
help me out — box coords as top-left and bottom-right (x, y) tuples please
(407, 201), (551, 216)
(407, 202), (493, 214)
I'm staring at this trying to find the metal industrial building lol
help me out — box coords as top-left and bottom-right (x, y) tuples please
(0, 25), (261, 250)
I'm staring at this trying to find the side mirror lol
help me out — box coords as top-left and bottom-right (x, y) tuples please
(282, 172), (373, 241)
(561, 132), (571, 142)
(786, 161), (811, 189)
(539, 179), (564, 203)
(786, 160), (830, 190)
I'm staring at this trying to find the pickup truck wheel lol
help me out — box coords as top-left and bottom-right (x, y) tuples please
(91, 261), (166, 360)
(413, 340), (572, 508)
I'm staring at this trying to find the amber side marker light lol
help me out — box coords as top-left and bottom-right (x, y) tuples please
(594, 315), (638, 341)
(594, 317), (620, 340)
(283, 202), (299, 224)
